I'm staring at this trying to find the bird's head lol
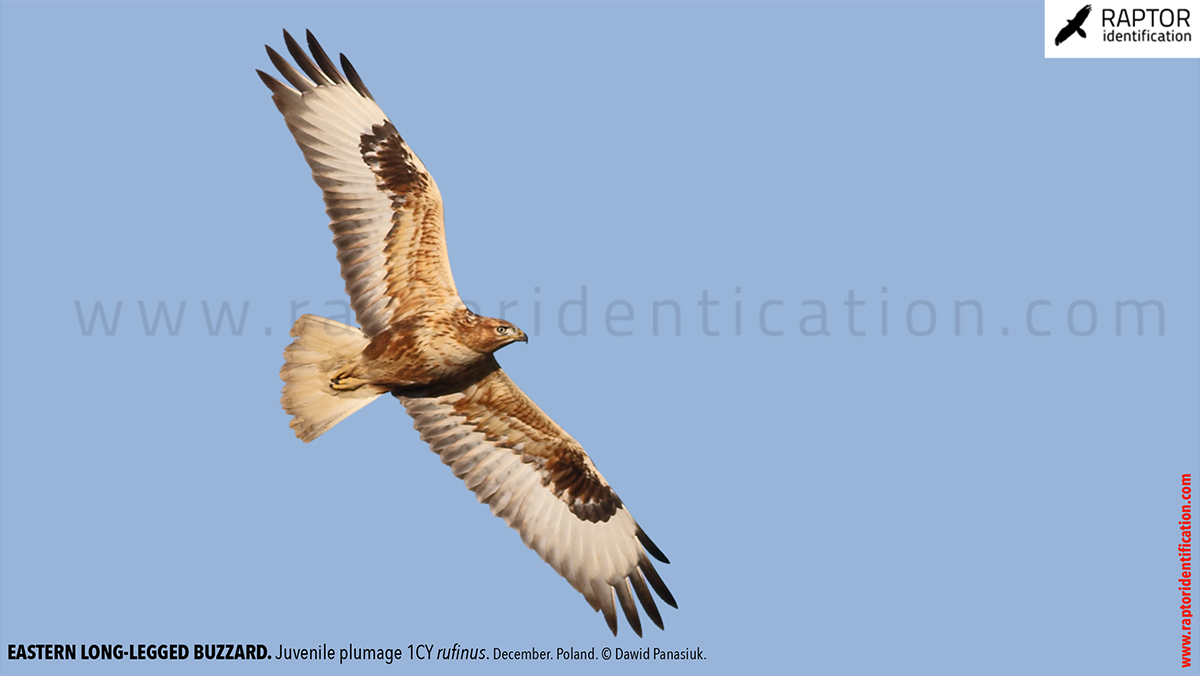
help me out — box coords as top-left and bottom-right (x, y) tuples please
(457, 310), (528, 354)
(487, 318), (528, 350)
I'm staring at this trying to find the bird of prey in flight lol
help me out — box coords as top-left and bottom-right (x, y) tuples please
(1055, 4), (1092, 46)
(257, 30), (675, 636)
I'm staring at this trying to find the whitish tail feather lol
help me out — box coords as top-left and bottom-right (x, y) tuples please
(281, 314), (384, 442)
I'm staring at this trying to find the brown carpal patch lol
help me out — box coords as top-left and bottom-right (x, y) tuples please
(360, 121), (427, 197)
(357, 121), (451, 328)
(446, 368), (624, 523)
(544, 448), (624, 523)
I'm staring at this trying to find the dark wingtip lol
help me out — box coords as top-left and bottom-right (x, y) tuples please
(265, 45), (302, 90)
(256, 69), (291, 99)
(283, 30), (306, 65)
(636, 525), (670, 564)
(305, 29), (347, 85)
(340, 52), (375, 101)
(615, 582), (643, 637)
(630, 569), (664, 631)
(283, 28), (327, 84)
(640, 555), (678, 610)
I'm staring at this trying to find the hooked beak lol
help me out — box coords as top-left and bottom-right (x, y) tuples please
(515, 329), (528, 343)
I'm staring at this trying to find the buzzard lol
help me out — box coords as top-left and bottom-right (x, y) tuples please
(258, 30), (675, 636)
(1055, 4), (1092, 46)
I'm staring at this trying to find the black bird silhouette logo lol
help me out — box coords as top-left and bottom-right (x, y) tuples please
(1055, 4), (1093, 46)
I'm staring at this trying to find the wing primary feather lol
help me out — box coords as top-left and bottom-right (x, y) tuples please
(340, 53), (375, 101)
(614, 579), (643, 637)
(636, 525), (670, 564)
(306, 30), (348, 85)
(283, 29), (330, 85)
(256, 69), (295, 97)
(629, 568), (664, 630)
(580, 586), (602, 613)
(639, 555), (677, 609)
(266, 45), (314, 92)
(597, 584), (619, 636)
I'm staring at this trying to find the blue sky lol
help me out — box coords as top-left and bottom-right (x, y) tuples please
(1, 2), (1197, 675)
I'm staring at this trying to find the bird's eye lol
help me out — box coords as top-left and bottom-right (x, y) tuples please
(496, 326), (508, 334)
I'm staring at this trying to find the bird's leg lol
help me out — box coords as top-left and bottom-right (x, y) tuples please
(330, 369), (367, 391)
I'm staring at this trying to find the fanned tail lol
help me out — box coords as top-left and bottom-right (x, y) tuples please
(280, 314), (384, 442)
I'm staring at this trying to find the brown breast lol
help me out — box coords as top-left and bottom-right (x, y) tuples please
(361, 311), (486, 388)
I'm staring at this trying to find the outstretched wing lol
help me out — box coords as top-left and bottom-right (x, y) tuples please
(1054, 23), (1075, 45)
(398, 362), (677, 636)
(258, 31), (460, 337)
(1073, 4), (1092, 24)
